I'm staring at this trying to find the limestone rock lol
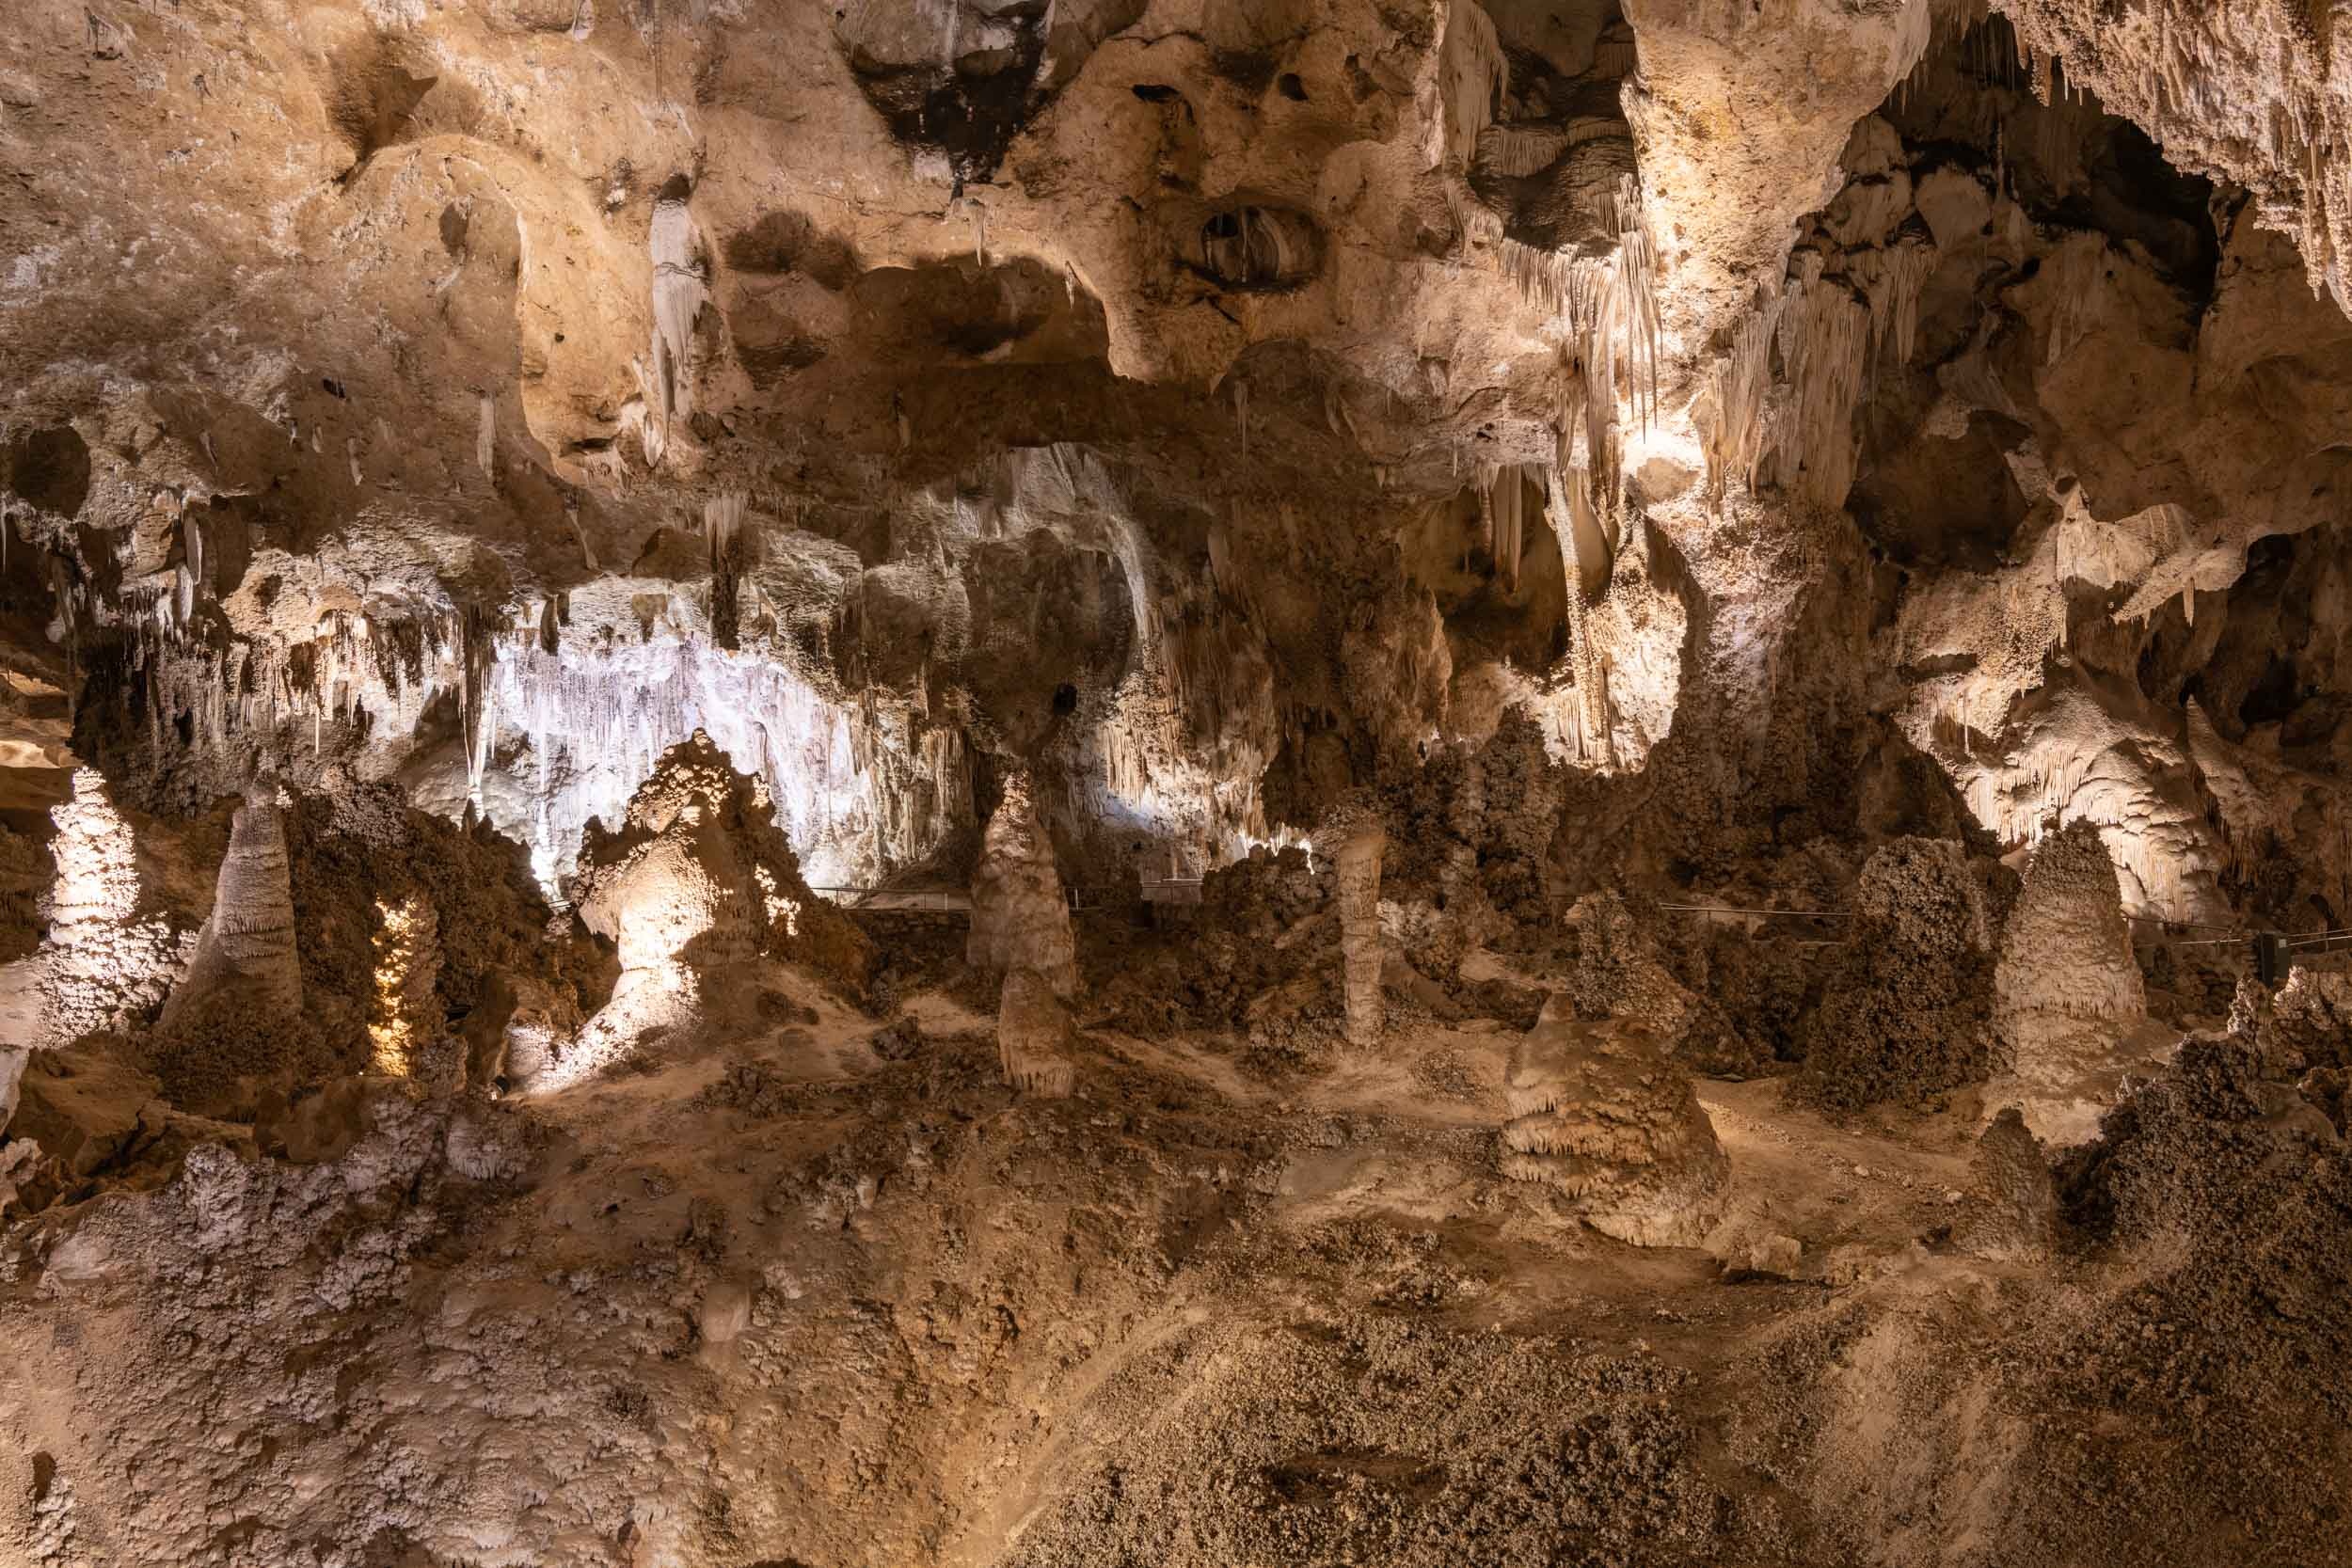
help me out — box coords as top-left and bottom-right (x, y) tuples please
(967, 774), (1077, 1000)
(8, 1044), (165, 1177)
(1502, 997), (1731, 1248)
(998, 967), (1077, 1098)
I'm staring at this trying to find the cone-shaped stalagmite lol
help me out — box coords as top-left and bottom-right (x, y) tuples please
(161, 789), (300, 1028)
(1502, 994), (1730, 1247)
(1987, 820), (2167, 1144)
(968, 772), (1077, 1000)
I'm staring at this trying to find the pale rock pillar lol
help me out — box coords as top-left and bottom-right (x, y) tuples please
(1333, 821), (1388, 1049)
(162, 789), (300, 1028)
(968, 773), (1078, 999)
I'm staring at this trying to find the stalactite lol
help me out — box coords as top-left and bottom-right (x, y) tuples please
(648, 182), (707, 463)
(1436, 0), (1508, 169)
(706, 492), (747, 653)
(1507, 178), (1659, 512)
(1475, 122), (1568, 179)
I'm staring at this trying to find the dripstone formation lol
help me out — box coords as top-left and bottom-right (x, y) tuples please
(6, 0), (2352, 1561)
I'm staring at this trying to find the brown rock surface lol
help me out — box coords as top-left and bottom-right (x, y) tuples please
(1501, 994), (1730, 1246)
(4, 2), (2352, 1563)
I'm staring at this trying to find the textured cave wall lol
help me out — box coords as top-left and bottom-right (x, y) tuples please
(3, 0), (2352, 967)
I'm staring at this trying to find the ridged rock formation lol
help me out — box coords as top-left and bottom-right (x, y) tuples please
(159, 792), (300, 1030)
(998, 967), (1078, 1098)
(1330, 815), (1389, 1050)
(1995, 820), (2146, 1030)
(967, 773), (1077, 1000)
(11, 0), (2352, 1559)
(1986, 819), (2169, 1142)
(1502, 994), (1731, 1248)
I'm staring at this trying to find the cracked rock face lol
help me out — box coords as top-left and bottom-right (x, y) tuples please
(10, 0), (2352, 1562)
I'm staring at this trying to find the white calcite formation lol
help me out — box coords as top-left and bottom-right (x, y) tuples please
(1502, 993), (1731, 1248)
(35, 771), (189, 1047)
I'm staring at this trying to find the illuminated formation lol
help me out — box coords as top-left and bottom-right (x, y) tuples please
(35, 771), (186, 1045)
(367, 895), (437, 1080)
(159, 790), (301, 1032)
(5, 0), (2352, 1560)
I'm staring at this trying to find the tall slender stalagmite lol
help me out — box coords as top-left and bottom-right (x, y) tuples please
(968, 773), (1078, 999)
(161, 789), (300, 1027)
(1330, 813), (1387, 1049)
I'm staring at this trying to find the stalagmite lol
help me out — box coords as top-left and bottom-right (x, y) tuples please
(1328, 810), (1387, 1049)
(967, 772), (1077, 999)
(160, 789), (301, 1029)
(1986, 819), (2167, 1145)
(1501, 994), (1731, 1248)
(997, 966), (1076, 1097)
(10, 3), (2352, 1554)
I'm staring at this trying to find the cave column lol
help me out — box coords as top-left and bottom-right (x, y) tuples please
(1334, 821), (1387, 1050)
